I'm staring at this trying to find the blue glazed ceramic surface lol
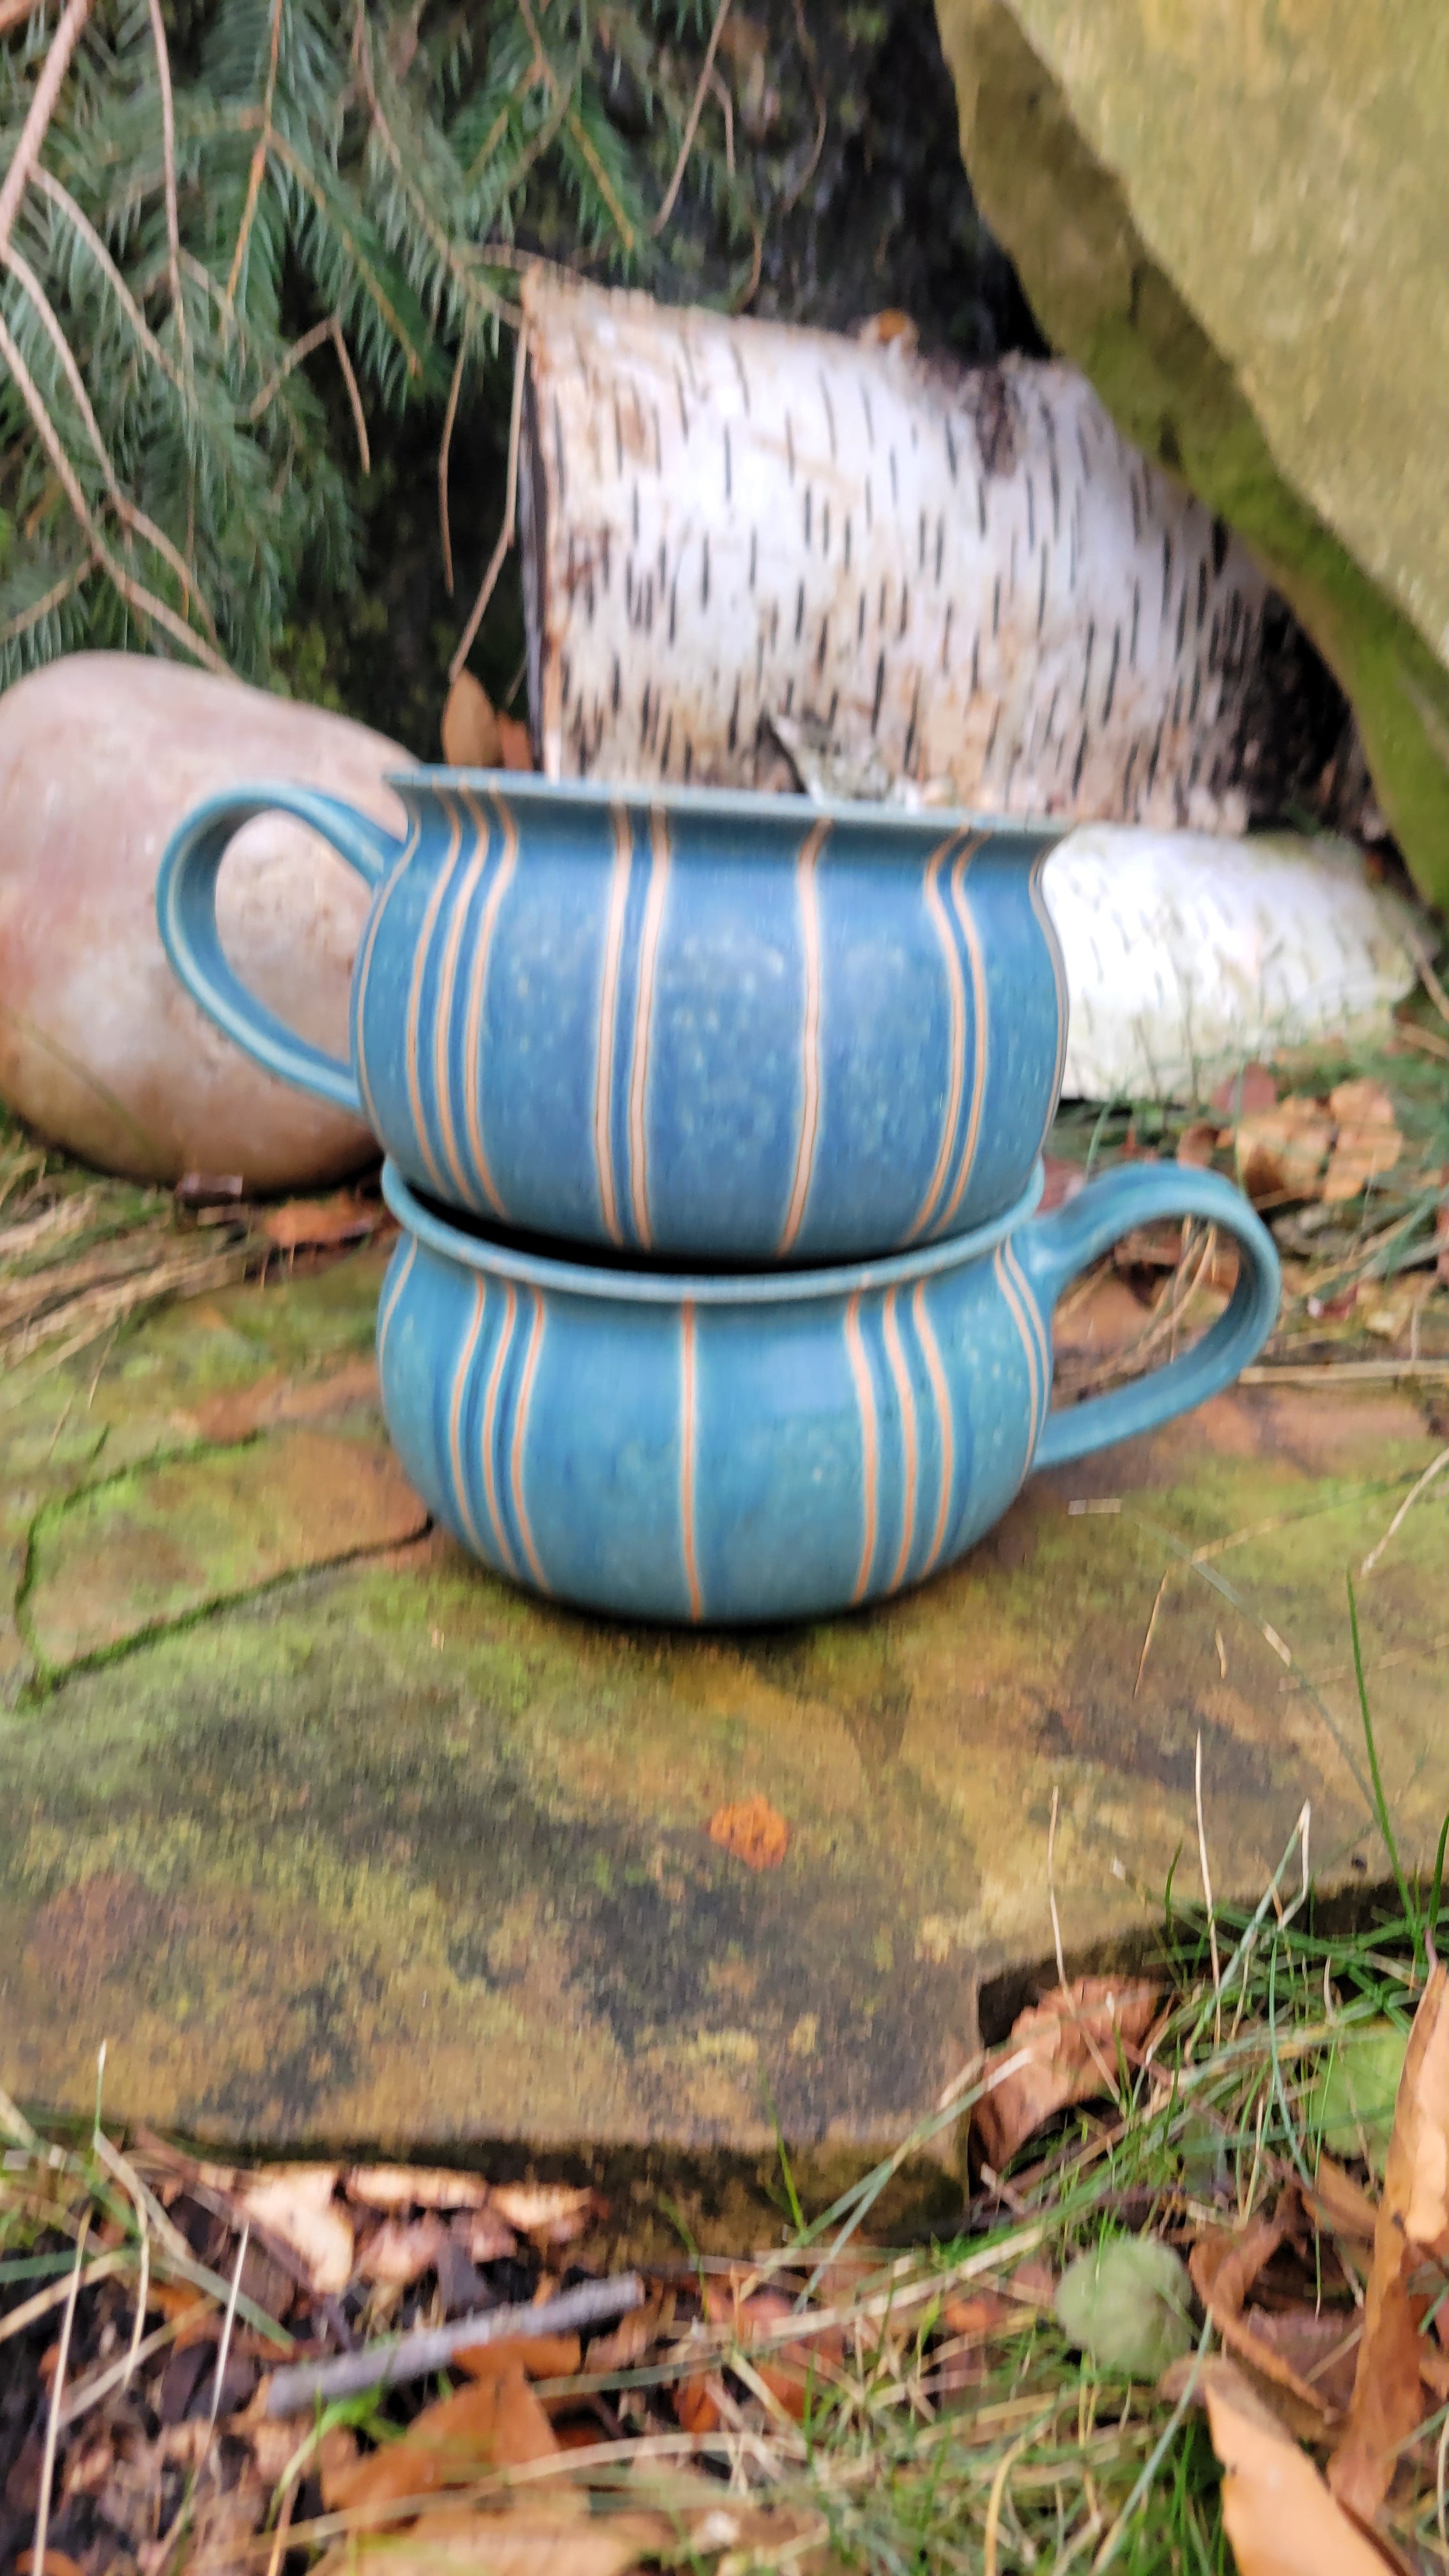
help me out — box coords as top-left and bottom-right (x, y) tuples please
(158, 772), (1067, 1260)
(376, 1156), (1281, 1627)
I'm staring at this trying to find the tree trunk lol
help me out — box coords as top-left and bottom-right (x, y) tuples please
(518, 274), (1358, 832)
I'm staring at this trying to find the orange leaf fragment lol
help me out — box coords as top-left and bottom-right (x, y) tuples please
(972, 1976), (1160, 2170)
(1176, 1120), (1219, 1169)
(1210, 1062), (1278, 1118)
(496, 713), (533, 771)
(707, 1795), (789, 1871)
(452, 2334), (581, 2383)
(239, 2166), (353, 2295)
(1229, 1100), (1334, 1202)
(15, 2552), (86, 2576)
(487, 2183), (599, 2245)
(1322, 1077), (1403, 1206)
(328, 2363), (560, 2512)
(1329, 1958), (1449, 2522)
(441, 671), (502, 768)
(262, 1192), (382, 1252)
(1199, 2358), (1390, 2576)
(356, 2215), (448, 2288)
(1189, 2195), (1334, 2418)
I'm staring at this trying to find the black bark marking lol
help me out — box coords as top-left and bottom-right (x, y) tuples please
(1037, 542), (1048, 636)
(1078, 618), (1095, 712)
(992, 574), (1000, 638)
(601, 528), (611, 592)
(879, 577), (888, 629)
(903, 678), (921, 772)
(898, 581), (910, 638)
(611, 654), (621, 714)
(941, 601), (953, 673)
(1071, 725), (1087, 797)
(918, 509), (926, 572)
(723, 425), (732, 501)
(669, 574), (678, 644)
(1146, 719), (1163, 795)
(640, 684), (651, 748)
(857, 591), (866, 643)
(652, 403), (663, 472)
(659, 538), (667, 594)
(1208, 608), (1220, 674)
(827, 686), (838, 726)
(1103, 627), (1120, 724)
(1188, 657), (1202, 723)
(804, 487), (813, 547)
(1025, 473), (1036, 549)
(843, 515), (852, 572)
(660, 711), (673, 771)
(625, 560), (633, 617)
(1128, 471), (1140, 544)
(1130, 580), (1140, 668)
(944, 418), (958, 480)
(816, 614), (829, 675)
(727, 677), (740, 753)
(795, 579), (805, 642)
(1171, 674), (1184, 727)
(964, 365), (1020, 476)
(1044, 682), (1059, 744)
(865, 477), (873, 531)
(818, 369), (837, 461)
(613, 395), (624, 477)
(871, 650), (885, 733)
(673, 364), (689, 439)
(1211, 516), (1229, 576)
(683, 739), (693, 783)
(985, 702), (1000, 765)
(822, 499), (830, 558)
(631, 482), (640, 544)
(1176, 585), (1188, 656)
(561, 652), (571, 708)
(861, 383), (875, 448)
(786, 411), (796, 480)
(976, 477), (987, 538)
(970, 632), (979, 694)
(1162, 532), (1173, 617)
(755, 635), (764, 690)
(1197, 558), (1208, 631)
(783, 677), (794, 716)
(934, 516), (944, 583)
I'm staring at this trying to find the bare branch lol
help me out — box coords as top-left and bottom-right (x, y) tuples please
(0, 0), (96, 262)
(224, 0), (283, 311)
(144, 0), (187, 362)
(448, 318), (527, 685)
(328, 312), (369, 475)
(246, 314), (334, 421)
(438, 337), (465, 594)
(652, 0), (732, 236)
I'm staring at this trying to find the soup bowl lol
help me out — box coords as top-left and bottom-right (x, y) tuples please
(374, 1156), (1280, 1626)
(158, 772), (1067, 1260)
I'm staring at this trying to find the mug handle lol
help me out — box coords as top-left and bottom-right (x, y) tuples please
(1014, 1162), (1281, 1471)
(156, 783), (407, 1118)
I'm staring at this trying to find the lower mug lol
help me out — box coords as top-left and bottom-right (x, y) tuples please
(376, 1157), (1280, 1626)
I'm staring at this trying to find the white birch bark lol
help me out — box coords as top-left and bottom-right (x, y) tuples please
(518, 274), (1347, 831)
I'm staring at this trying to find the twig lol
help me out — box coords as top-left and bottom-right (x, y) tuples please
(0, 0), (95, 261)
(206, 2221), (249, 2439)
(1361, 1442), (1449, 1577)
(31, 2212), (89, 2576)
(652, 0), (732, 235)
(247, 314), (335, 420)
(1194, 1729), (1222, 2044)
(781, 0), (827, 214)
(144, 0), (187, 361)
(439, 338), (466, 593)
(1046, 1784), (1066, 1991)
(263, 2272), (644, 2416)
(1132, 1567), (1170, 1698)
(328, 314), (369, 474)
(448, 318), (528, 683)
(226, 0), (284, 309)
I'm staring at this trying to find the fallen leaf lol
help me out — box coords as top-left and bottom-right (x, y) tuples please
(239, 2166), (353, 2296)
(346, 2165), (493, 2212)
(1189, 2195), (1333, 2418)
(441, 671), (502, 769)
(672, 2372), (724, 2434)
(452, 2335), (582, 2383)
(487, 2183), (599, 2244)
(1329, 1958), (1449, 2520)
(328, 2364), (559, 2512)
(973, 1976), (1160, 2169)
(461, 2204), (519, 2263)
(1055, 2236), (1193, 2379)
(261, 1192), (382, 1252)
(707, 1795), (789, 1871)
(1322, 1078), (1404, 1205)
(312, 2501), (664, 2576)
(1238, 2308), (1361, 2418)
(1210, 1063), (1278, 1118)
(1229, 1100), (1335, 1202)
(496, 714), (533, 771)
(1176, 1120), (1219, 1169)
(15, 2552), (86, 2576)
(1197, 2357), (1390, 2576)
(702, 2280), (844, 2421)
(584, 2298), (662, 2375)
(940, 2289), (1016, 2341)
(1310, 2024), (1408, 2175)
(356, 2214), (448, 2287)
(1304, 2153), (1378, 2243)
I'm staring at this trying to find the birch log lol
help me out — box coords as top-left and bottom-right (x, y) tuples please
(519, 275), (1356, 832)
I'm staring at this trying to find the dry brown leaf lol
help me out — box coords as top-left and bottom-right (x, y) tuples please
(452, 2335), (582, 2383)
(346, 2165), (493, 2212)
(239, 2166), (354, 2296)
(461, 2205), (519, 2263)
(940, 2289), (1016, 2341)
(1229, 1100), (1335, 1202)
(584, 2299), (663, 2375)
(706, 1795), (789, 1871)
(441, 671), (502, 768)
(313, 2501), (664, 2576)
(1238, 2309), (1361, 2419)
(356, 2214), (448, 2288)
(487, 2184), (599, 2245)
(1199, 2358), (1392, 2576)
(671, 2372), (724, 2434)
(496, 714), (533, 771)
(1329, 1959), (1449, 2520)
(261, 1192), (382, 1252)
(1176, 1120), (1219, 1169)
(1189, 2198), (1335, 2419)
(972, 1976), (1160, 2170)
(15, 2552), (86, 2576)
(1210, 1063), (1278, 1118)
(701, 2281), (844, 2422)
(1305, 2154), (1379, 2243)
(1322, 1078), (1404, 1205)
(328, 2365), (560, 2513)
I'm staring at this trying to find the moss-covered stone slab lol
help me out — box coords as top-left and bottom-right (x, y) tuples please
(933, 0), (1449, 911)
(1, 1248), (1445, 2156)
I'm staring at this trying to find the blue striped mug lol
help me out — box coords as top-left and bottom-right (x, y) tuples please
(157, 774), (1067, 1261)
(375, 1157), (1280, 1626)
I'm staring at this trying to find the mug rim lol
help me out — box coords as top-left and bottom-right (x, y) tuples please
(383, 767), (1067, 847)
(381, 1160), (1046, 1307)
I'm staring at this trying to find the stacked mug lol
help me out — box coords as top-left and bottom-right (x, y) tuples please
(158, 774), (1280, 1625)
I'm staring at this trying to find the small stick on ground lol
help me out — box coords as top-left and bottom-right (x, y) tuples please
(1195, 1729), (1222, 2044)
(31, 2212), (90, 2576)
(264, 2271), (643, 2416)
(1361, 1443), (1449, 1577)
(1047, 1784), (1066, 1991)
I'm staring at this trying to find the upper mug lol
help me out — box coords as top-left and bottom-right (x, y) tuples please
(157, 773), (1068, 1262)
